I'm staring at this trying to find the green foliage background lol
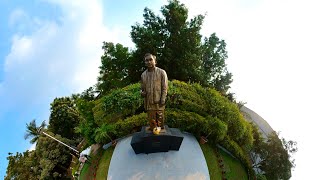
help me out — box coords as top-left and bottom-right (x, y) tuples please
(77, 80), (255, 177)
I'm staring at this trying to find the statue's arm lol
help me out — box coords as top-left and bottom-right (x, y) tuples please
(141, 73), (146, 97)
(160, 70), (168, 105)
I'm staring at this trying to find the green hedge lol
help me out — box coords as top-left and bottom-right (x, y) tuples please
(168, 80), (253, 146)
(166, 109), (227, 142)
(166, 81), (209, 117)
(92, 83), (143, 126)
(93, 80), (252, 145)
(113, 113), (148, 137)
(82, 80), (254, 174)
(220, 136), (255, 179)
(95, 109), (228, 144)
(90, 80), (253, 146)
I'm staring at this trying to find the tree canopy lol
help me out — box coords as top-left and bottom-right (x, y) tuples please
(260, 132), (297, 179)
(48, 97), (81, 141)
(6, 130), (73, 179)
(5, 151), (39, 180)
(35, 133), (73, 179)
(250, 124), (297, 180)
(97, 0), (232, 95)
(5, 97), (81, 179)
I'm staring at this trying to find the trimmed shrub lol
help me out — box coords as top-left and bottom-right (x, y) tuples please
(81, 80), (254, 174)
(220, 136), (255, 179)
(89, 80), (253, 148)
(97, 109), (228, 145)
(166, 109), (227, 142)
(167, 81), (252, 146)
(113, 113), (148, 137)
(92, 83), (143, 125)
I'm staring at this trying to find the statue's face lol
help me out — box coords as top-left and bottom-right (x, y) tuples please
(144, 55), (156, 68)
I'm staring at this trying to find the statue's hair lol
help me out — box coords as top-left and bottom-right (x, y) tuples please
(144, 53), (156, 61)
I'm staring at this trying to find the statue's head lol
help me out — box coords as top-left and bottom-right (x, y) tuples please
(144, 53), (156, 69)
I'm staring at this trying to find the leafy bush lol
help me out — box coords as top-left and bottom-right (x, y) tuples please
(166, 109), (227, 142)
(96, 109), (228, 144)
(96, 113), (148, 140)
(93, 83), (143, 125)
(76, 99), (98, 144)
(94, 123), (117, 144)
(88, 80), (253, 146)
(113, 113), (148, 137)
(167, 80), (252, 146)
(78, 80), (254, 174)
(166, 81), (209, 117)
(220, 136), (255, 179)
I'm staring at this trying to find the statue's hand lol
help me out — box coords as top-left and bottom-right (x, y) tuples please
(141, 90), (146, 97)
(159, 100), (165, 106)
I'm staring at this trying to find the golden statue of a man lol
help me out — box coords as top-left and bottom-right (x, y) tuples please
(141, 53), (168, 131)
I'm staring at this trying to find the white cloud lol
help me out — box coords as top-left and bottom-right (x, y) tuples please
(180, 0), (320, 179)
(5, 35), (33, 69)
(0, 0), (129, 114)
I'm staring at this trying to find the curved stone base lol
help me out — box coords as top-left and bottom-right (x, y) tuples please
(107, 133), (209, 180)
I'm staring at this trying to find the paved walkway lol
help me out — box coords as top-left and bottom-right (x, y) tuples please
(107, 133), (209, 180)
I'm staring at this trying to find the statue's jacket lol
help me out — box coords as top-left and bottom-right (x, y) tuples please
(141, 67), (168, 111)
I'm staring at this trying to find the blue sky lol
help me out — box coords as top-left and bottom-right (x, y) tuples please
(0, 0), (164, 177)
(1, 0), (320, 179)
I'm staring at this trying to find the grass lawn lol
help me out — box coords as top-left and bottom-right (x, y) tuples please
(79, 146), (115, 180)
(79, 162), (90, 180)
(218, 148), (248, 180)
(95, 146), (115, 179)
(200, 143), (222, 180)
(201, 143), (249, 180)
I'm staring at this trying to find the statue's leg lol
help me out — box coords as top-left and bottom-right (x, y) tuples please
(156, 110), (165, 129)
(147, 110), (156, 130)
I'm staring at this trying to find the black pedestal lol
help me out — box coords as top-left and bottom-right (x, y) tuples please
(130, 125), (184, 154)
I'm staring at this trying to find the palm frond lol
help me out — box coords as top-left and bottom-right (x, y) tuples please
(24, 119), (44, 144)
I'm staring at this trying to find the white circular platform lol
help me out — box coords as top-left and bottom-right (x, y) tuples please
(107, 133), (209, 180)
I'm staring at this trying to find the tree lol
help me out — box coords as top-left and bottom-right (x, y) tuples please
(98, 0), (233, 93)
(249, 123), (265, 173)
(74, 87), (101, 144)
(77, 86), (97, 101)
(24, 119), (46, 144)
(261, 132), (297, 180)
(48, 97), (81, 141)
(8, 109), (76, 179)
(129, 7), (166, 83)
(5, 151), (39, 180)
(201, 33), (232, 92)
(75, 100), (98, 145)
(251, 130), (297, 180)
(131, 0), (204, 83)
(97, 42), (132, 95)
(35, 133), (73, 179)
